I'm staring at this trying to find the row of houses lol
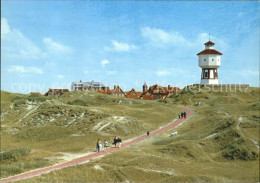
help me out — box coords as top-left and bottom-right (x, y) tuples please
(30, 81), (180, 100)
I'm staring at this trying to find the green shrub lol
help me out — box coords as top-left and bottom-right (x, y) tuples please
(68, 99), (88, 106)
(222, 145), (258, 160)
(27, 95), (46, 102)
(0, 147), (31, 162)
(11, 96), (25, 102)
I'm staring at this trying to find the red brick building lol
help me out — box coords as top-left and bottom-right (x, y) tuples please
(141, 83), (180, 100)
(44, 89), (70, 96)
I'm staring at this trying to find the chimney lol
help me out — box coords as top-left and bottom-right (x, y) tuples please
(114, 85), (116, 90)
(168, 85), (170, 90)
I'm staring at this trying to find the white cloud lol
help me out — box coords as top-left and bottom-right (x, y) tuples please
(107, 71), (117, 75)
(156, 70), (171, 76)
(101, 59), (109, 67)
(141, 27), (192, 47)
(1, 18), (10, 35)
(8, 65), (43, 74)
(1, 18), (45, 59)
(104, 40), (137, 52)
(57, 74), (64, 79)
(43, 37), (71, 53)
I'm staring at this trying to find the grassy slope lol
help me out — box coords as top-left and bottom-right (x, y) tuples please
(18, 86), (260, 183)
(1, 91), (179, 178)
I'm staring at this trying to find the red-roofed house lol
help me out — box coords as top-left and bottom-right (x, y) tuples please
(141, 83), (180, 100)
(44, 89), (69, 96)
(29, 92), (42, 96)
(125, 88), (142, 99)
(111, 85), (126, 98)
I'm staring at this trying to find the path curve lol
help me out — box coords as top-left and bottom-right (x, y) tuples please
(1, 106), (192, 183)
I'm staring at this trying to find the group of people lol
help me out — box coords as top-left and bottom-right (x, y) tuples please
(195, 101), (201, 106)
(96, 136), (122, 152)
(96, 139), (109, 152)
(113, 136), (122, 148)
(178, 111), (187, 119)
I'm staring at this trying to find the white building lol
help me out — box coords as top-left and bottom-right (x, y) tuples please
(71, 80), (106, 91)
(197, 40), (223, 85)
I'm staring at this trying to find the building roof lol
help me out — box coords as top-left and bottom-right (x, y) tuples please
(29, 92), (42, 96)
(71, 81), (105, 88)
(204, 41), (215, 45)
(197, 49), (223, 55)
(93, 88), (112, 94)
(111, 85), (125, 95)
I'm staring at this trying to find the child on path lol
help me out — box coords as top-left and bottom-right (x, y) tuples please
(104, 140), (108, 150)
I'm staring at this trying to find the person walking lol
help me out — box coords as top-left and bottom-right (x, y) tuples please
(184, 111), (187, 119)
(99, 141), (102, 152)
(117, 137), (122, 148)
(113, 136), (117, 147)
(104, 140), (108, 150)
(96, 139), (101, 152)
(178, 113), (181, 119)
(184, 101), (187, 106)
(147, 131), (150, 136)
(181, 112), (184, 118)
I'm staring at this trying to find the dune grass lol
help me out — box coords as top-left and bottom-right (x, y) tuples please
(1, 90), (179, 178)
(14, 86), (259, 183)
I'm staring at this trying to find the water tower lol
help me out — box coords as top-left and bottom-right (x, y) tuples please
(197, 40), (223, 85)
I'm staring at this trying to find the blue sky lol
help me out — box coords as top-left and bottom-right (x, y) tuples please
(1, 1), (259, 94)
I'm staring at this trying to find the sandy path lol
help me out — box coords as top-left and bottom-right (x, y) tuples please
(1, 106), (192, 183)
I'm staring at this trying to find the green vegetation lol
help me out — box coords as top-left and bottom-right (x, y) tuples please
(1, 90), (179, 178)
(1, 86), (259, 182)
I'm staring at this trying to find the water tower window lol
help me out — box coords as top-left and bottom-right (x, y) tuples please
(204, 59), (206, 61)
(204, 69), (208, 78)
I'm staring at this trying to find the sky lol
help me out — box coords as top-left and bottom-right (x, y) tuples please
(1, 1), (259, 94)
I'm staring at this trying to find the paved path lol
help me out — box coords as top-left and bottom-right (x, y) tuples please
(1, 106), (192, 183)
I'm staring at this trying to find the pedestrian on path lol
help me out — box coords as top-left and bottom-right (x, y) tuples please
(117, 137), (122, 148)
(178, 113), (181, 119)
(184, 111), (187, 119)
(147, 131), (150, 136)
(104, 140), (108, 150)
(96, 139), (101, 152)
(113, 136), (117, 147)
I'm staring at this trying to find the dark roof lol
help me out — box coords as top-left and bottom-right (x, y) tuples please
(204, 41), (215, 45)
(197, 49), (223, 55)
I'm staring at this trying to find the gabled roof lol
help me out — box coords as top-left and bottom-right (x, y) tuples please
(197, 49), (223, 55)
(204, 41), (215, 45)
(111, 85), (126, 95)
(29, 92), (42, 96)
(93, 87), (112, 94)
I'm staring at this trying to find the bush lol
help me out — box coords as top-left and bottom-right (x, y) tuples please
(0, 147), (31, 162)
(68, 99), (88, 106)
(222, 145), (258, 160)
(27, 95), (46, 102)
(213, 119), (235, 133)
(11, 96), (25, 102)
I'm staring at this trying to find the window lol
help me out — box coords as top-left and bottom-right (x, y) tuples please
(204, 69), (208, 78)
(212, 59), (214, 61)
(204, 59), (206, 61)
